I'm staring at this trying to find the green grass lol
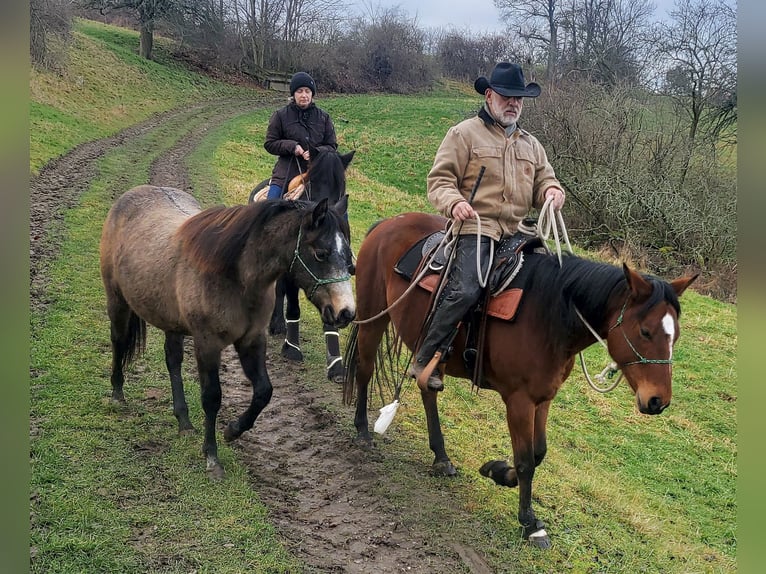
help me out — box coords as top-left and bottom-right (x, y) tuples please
(30, 19), (737, 574)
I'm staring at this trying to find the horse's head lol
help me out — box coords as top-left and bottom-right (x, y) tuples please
(305, 147), (355, 203)
(292, 196), (356, 328)
(606, 264), (698, 415)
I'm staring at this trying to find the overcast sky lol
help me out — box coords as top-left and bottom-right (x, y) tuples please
(350, 0), (680, 32)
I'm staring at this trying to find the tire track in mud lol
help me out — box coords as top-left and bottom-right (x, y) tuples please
(30, 96), (496, 573)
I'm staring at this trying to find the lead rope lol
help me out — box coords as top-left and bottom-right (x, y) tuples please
(537, 197), (622, 393)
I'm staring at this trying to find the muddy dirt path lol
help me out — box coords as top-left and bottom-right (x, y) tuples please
(30, 98), (496, 573)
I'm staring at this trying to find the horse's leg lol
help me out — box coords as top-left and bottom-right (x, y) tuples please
(480, 396), (551, 548)
(479, 399), (550, 488)
(421, 389), (457, 476)
(268, 277), (287, 336)
(106, 299), (131, 404)
(105, 294), (144, 404)
(223, 334), (273, 442)
(280, 276), (304, 362)
(324, 323), (345, 383)
(193, 342), (225, 481)
(164, 332), (194, 434)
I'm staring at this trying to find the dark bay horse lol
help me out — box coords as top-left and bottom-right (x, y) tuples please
(100, 185), (355, 479)
(251, 147), (356, 383)
(343, 212), (697, 548)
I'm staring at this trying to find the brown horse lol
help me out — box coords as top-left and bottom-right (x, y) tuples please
(100, 185), (355, 479)
(343, 212), (697, 548)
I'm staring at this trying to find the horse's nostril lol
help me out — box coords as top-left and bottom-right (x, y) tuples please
(348, 264), (356, 276)
(647, 396), (666, 414)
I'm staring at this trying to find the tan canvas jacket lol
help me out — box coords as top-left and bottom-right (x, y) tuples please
(426, 110), (562, 241)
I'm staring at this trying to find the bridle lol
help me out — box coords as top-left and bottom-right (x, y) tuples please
(608, 296), (674, 368)
(289, 225), (351, 299)
(574, 294), (674, 393)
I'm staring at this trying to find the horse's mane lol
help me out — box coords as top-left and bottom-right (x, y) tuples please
(524, 253), (681, 355)
(307, 149), (346, 200)
(176, 200), (301, 276)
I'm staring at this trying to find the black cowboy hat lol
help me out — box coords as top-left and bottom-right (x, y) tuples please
(474, 62), (541, 98)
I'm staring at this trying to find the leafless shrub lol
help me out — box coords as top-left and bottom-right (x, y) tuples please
(30, 0), (74, 70)
(524, 78), (736, 282)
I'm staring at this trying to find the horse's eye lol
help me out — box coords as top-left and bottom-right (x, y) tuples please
(640, 327), (651, 339)
(314, 249), (329, 262)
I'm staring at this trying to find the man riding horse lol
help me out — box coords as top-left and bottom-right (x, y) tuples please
(410, 62), (566, 392)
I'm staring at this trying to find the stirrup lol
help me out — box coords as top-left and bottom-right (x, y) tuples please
(408, 352), (444, 392)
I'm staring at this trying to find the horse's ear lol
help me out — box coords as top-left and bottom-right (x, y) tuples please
(334, 194), (349, 216)
(622, 262), (652, 300)
(341, 150), (355, 170)
(310, 197), (330, 227)
(670, 272), (699, 296)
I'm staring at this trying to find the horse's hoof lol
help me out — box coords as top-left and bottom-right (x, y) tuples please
(223, 421), (241, 442)
(431, 460), (457, 477)
(177, 418), (195, 434)
(205, 458), (225, 482)
(352, 434), (374, 449)
(327, 362), (346, 384)
(281, 343), (304, 362)
(526, 529), (551, 549)
(479, 460), (512, 486)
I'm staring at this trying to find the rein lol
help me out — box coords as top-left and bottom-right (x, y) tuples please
(289, 226), (351, 299)
(537, 198), (625, 394)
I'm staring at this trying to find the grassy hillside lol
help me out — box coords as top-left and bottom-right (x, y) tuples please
(30, 20), (737, 574)
(29, 19), (256, 176)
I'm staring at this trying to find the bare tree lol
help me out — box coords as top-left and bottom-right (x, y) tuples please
(650, 0), (737, 145)
(493, 0), (561, 80)
(31, 0), (74, 68)
(649, 0), (736, 190)
(80, 0), (181, 59)
(561, 0), (653, 85)
(434, 30), (520, 82)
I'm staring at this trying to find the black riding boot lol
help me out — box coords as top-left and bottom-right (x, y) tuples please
(411, 236), (492, 391)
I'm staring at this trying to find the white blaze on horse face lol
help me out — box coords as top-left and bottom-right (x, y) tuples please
(662, 313), (675, 359)
(334, 232), (346, 275)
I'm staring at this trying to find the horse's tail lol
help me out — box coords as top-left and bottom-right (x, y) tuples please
(342, 322), (359, 405)
(342, 321), (405, 409)
(118, 311), (147, 371)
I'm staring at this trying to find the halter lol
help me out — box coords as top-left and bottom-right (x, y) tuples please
(607, 296), (674, 368)
(289, 226), (351, 299)
(574, 292), (673, 391)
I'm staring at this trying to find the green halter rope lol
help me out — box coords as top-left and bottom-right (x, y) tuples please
(608, 296), (673, 367)
(289, 226), (351, 299)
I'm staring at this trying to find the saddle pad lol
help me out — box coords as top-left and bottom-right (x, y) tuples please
(417, 274), (523, 321)
(394, 233), (441, 281)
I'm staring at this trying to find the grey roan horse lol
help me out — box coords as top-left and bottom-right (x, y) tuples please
(100, 185), (355, 479)
(251, 147), (356, 383)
